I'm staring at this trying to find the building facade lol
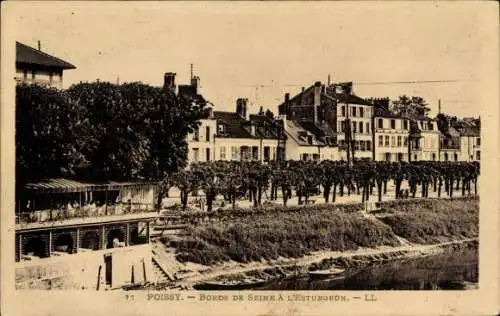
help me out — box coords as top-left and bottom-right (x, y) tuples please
(16, 41), (76, 89)
(412, 118), (440, 161)
(373, 103), (410, 162)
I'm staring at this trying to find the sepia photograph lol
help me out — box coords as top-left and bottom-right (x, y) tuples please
(1, 1), (498, 316)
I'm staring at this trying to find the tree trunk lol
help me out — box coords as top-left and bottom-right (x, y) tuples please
(332, 184), (337, 203)
(258, 187), (262, 206)
(323, 184), (331, 203)
(282, 186), (289, 207)
(462, 179), (466, 196)
(474, 177), (477, 195)
(356, 184), (360, 195)
(206, 192), (214, 212)
(421, 181), (426, 198)
(456, 179), (460, 190)
(467, 180), (471, 195)
(181, 190), (188, 212)
(383, 180), (387, 194)
(433, 178), (437, 192)
(340, 184), (344, 197)
(377, 180), (383, 202)
(438, 178), (442, 197)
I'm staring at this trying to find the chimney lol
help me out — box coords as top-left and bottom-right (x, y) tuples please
(163, 72), (176, 91)
(37, 40), (41, 51)
(285, 93), (290, 103)
(438, 99), (441, 114)
(191, 76), (200, 94)
(236, 98), (248, 120)
(313, 81), (321, 124)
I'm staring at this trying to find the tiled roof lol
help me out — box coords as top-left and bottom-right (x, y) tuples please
(374, 106), (403, 119)
(16, 42), (76, 69)
(213, 111), (253, 138)
(285, 120), (328, 146)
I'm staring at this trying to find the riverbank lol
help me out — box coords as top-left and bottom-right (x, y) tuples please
(148, 198), (478, 289)
(171, 238), (478, 289)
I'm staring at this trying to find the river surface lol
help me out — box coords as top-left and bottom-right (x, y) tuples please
(196, 247), (478, 291)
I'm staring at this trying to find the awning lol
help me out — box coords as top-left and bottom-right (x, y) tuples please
(24, 178), (159, 194)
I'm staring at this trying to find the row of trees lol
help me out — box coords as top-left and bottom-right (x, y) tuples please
(16, 82), (208, 202)
(168, 160), (480, 212)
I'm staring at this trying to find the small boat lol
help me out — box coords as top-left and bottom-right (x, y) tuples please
(194, 278), (267, 290)
(308, 267), (346, 279)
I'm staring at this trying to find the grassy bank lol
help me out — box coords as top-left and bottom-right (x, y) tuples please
(378, 198), (478, 244)
(169, 198), (478, 265)
(171, 212), (400, 265)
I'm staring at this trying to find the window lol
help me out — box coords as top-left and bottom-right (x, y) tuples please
(476, 151), (480, 160)
(341, 106), (346, 117)
(385, 136), (390, 147)
(390, 119), (396, 129)
(193, 148), (199, 162)
(231, 146), (239, 160)
(340, 121), (345, 132)
(403, 120), (408, 130)
(359, 122), (363, 134)
(272, 147), (276, 160)
(454, 153), (458, 161)
(391, 136), (396, 147)
(360, 107), (364, 118)
(397, 136), (402, 147)
(206, 126), (210, 142)
(352, 107), (357, 117)
(444, 153), (448, 161)
(218, 124), (225, 134)
(354, 141), (360, 151)
(307, 136), (313, 145)
(352, 121), (356, 133)
(264, 146), (270, 161)
(404, 136), (408, 146)
(23, 70), (28, 80)
(366, 141), (372, 151)
(206, 148), (211, 161)
(432, 153), (436, 161)
(428, 123), (434, 131)
(378, 135), (383, 147)
(340, 140), (346, 149)
(366, 122), (370, 134)
(193, 128), (199, 141)
(477, 138), (480, 146)
(220, 146), (226, 160)
(378, 118), (383, 129)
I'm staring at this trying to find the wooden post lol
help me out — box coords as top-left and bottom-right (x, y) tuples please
(126, 223), (130, 246)
(101, 226), (106, 249)
(48, 231), (53, 257)
(18, 234), (23, 261)
(76, 228), (80, 253)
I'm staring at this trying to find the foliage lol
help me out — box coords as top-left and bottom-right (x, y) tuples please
(391, 95), (431, 119)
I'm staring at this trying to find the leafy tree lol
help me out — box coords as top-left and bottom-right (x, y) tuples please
(391, 95), (431, 119)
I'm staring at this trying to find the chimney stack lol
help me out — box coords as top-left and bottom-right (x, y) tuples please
(191, 76), (200, 94)
(438, 99), (441, 114)
(285, 93), (290, 103)
(313, 81), (322, 124)
(236, 98), (248, 120)
(163, 72), (176, 91)
(37, 40), (41, 51)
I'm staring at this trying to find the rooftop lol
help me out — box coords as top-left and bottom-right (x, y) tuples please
(16, 42), (76, 70)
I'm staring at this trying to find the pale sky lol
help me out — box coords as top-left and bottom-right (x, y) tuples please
(11, 2), (487, 118)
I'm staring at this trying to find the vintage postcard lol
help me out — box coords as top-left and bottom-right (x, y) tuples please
(1, 1), (498, 315)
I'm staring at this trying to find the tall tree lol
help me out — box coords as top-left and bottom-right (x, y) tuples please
(391, 95), (431, 119)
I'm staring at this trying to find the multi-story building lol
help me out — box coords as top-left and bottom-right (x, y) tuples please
(278, 81), (374, 161)
(16, 41), (76, 89)
(455, 118), (481, 162)
(372, 99), (410, 162)
(213, 98), (282, 162)
(410, 117), (440, 161)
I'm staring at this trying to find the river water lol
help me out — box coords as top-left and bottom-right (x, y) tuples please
(197, 247), (478, 291)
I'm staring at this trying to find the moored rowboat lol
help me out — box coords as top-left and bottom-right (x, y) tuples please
(308, 267), (346, 279)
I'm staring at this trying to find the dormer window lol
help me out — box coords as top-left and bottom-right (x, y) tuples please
(250, 125), (256, 136)
(307, 136), (313, 144)
(218, 124), (225, 135)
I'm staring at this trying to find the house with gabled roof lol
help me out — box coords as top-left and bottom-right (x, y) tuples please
(16, 41), (76, 89)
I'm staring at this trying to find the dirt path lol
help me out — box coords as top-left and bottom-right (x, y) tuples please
(175, 238), (477, 287)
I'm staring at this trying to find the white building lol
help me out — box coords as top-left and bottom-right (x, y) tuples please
(373, 107), (410, 162)
(411, 118), (440, 161)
